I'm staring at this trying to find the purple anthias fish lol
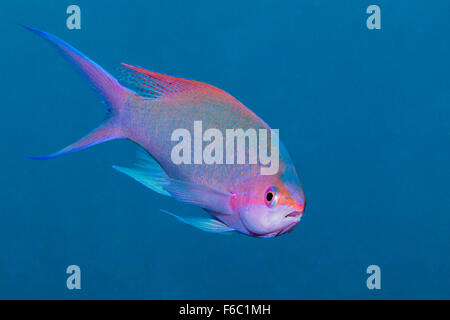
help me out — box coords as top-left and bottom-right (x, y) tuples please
(24, 26), (305, 238)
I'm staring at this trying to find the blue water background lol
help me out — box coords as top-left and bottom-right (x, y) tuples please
(0, 0), (449, 299)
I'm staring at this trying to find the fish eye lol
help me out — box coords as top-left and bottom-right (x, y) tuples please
(264, 186), (278, 208)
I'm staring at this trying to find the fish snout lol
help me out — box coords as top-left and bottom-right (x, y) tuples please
(285, 201), (305, 218)
(286, 200), (305, 218)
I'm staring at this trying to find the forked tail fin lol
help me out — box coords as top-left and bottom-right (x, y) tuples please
(22, 25), (131, 159)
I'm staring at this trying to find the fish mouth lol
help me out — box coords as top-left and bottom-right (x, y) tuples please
(240, 208), (303, 238)
(285, 211), (302, 218)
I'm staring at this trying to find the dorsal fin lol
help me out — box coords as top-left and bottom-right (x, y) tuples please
(118, 63), (207, 99)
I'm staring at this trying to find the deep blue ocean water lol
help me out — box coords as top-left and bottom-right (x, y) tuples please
(0, 1), (449, 299)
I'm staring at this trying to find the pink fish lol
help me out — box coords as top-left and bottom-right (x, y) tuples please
(24, 26), (305, 238)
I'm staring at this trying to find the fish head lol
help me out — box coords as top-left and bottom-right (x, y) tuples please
(234, 161), (305, 238)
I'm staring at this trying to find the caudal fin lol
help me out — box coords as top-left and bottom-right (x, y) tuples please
(27, 118), (122, 159)
(22, 25), (131, 159)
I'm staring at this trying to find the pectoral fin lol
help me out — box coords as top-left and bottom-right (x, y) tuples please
(113, 149), (235, 214)
(160, 209), (234, 233)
